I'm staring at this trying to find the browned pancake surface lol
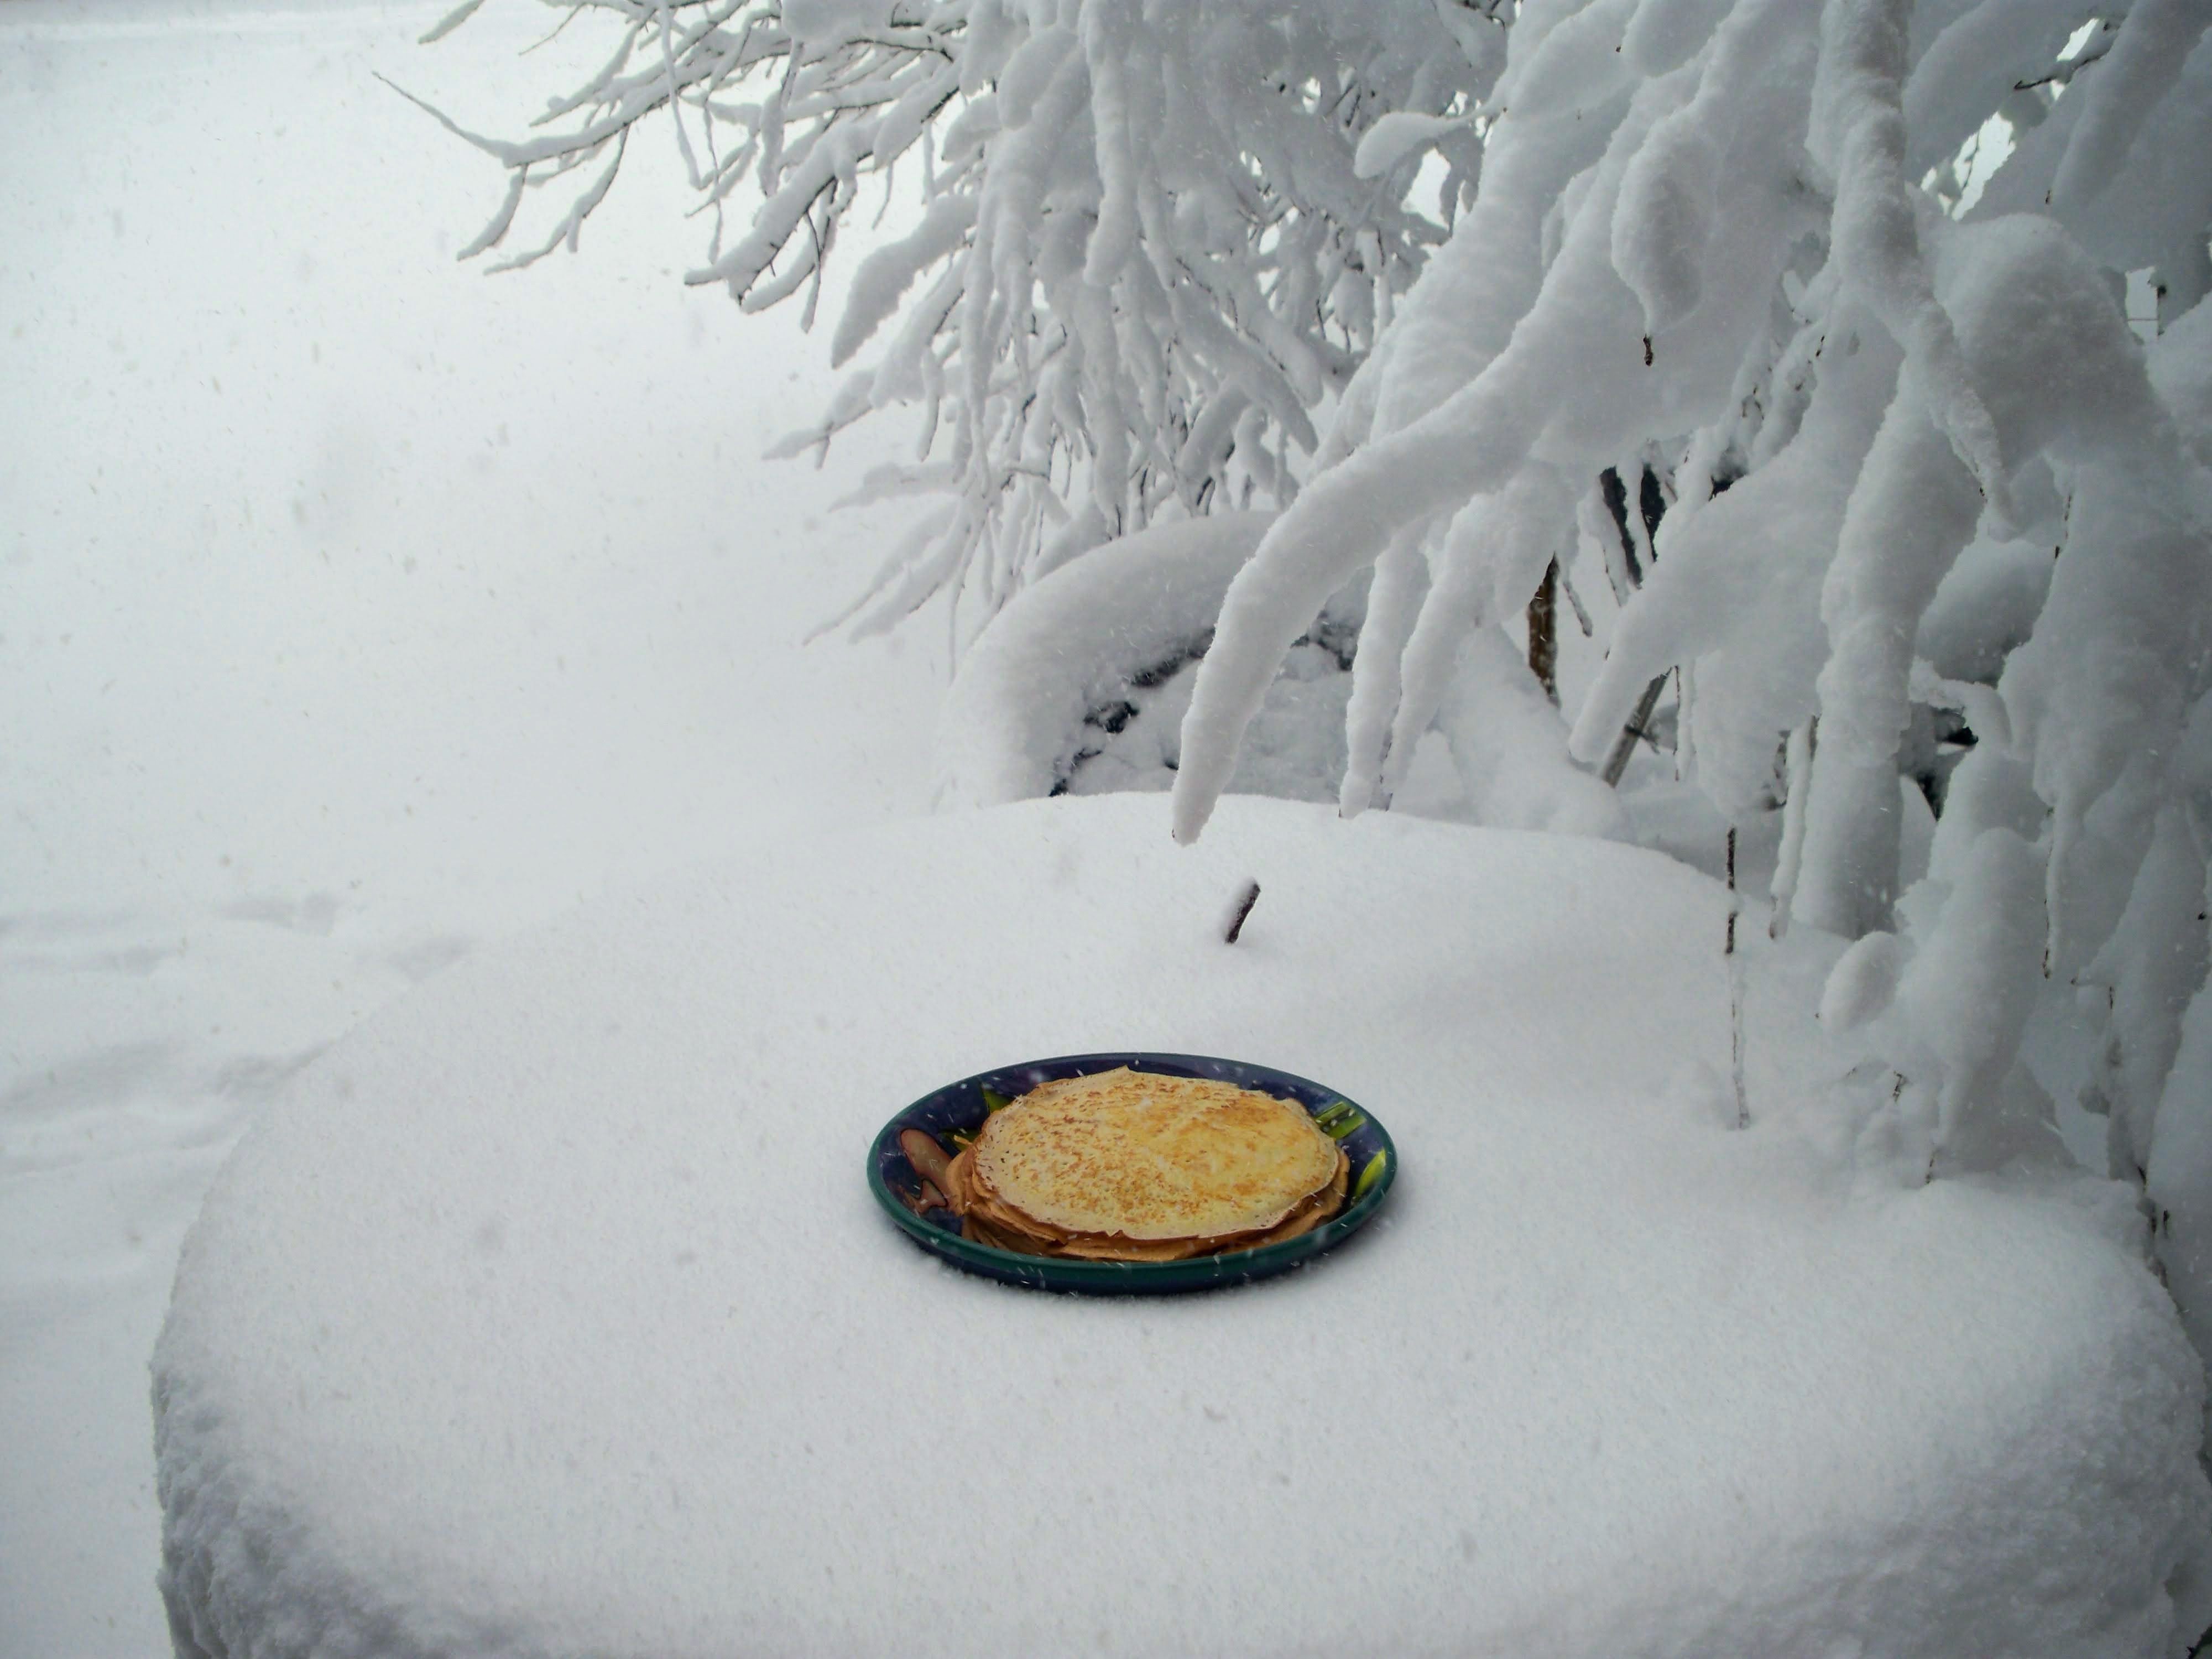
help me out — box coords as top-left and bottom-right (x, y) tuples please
(968, 1068), (1342, 1245)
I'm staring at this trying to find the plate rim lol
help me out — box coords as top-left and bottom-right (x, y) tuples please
(865, 1050), (1397, 1293)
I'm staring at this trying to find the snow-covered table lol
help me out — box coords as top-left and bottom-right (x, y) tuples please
(153, 796), (2209, 1658)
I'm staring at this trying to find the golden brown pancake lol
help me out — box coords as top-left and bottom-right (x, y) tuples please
(946, 1068), (1347, 1261)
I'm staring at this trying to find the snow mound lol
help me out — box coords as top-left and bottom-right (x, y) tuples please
(154, 796), (2209, 1658)
(933, 514), (1355, 808)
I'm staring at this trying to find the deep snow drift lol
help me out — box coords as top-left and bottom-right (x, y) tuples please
(155, 796), (2209, 1659)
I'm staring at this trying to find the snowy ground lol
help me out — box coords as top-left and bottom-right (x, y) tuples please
(150, 796), (2210, 1657)
(2, 5), (941, 1652)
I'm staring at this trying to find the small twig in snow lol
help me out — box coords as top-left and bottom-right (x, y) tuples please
(1726, 825), (1748, 1130)
(1222, 880), (1262, 945)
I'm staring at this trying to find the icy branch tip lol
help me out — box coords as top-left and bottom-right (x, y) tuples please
(1221, 880), (1261, 946)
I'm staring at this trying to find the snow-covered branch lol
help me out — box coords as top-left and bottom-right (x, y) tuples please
(1167, 0), (2212, 1286)
(418, 0), (1502, 638)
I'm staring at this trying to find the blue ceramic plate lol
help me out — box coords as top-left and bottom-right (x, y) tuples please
(867, 1052), (1396, 1294)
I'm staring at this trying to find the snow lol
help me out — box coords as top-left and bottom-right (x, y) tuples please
(2154, 943), (2212, 1437)
(932, 513), (1273, 807)
(1917, 533), (2058, 685)
(1792, 338), (1988, 937)
(2152, 299), (2212, 472)
(155, 793), (2212, 1659)
(1173, 0), (1825, 844)
(2, 4), (941, 1653)
(722, 0), (1499, 615)
(781, 0), (896, 48)
(1569, 300), (1898, 816)
(1352, 109), (1472, 180)
(831, 194), (973, 368)
(1813, 0), (2013, 532)
(1337, 526), (1428, 816)
(12, 2), (2212, 1651)
(2044, 0), (2212, 212)
(1610, 79), (1724, 340)
(1623, 0), (1734, 77)
(1433, 627), (1627, 837)
(1893, 826), (2051, 1161)
(1380, 462), (1577, 810)
(2086, 801), (2212, 1175)
(1971, 23), (2212, 312)
(1818, 928), (1903, 1031)
(1160, 0), (2212, 1387)
(1900, 0), (2089, 181)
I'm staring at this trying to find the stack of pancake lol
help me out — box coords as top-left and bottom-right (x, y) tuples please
(938, 1067), (1348, 1261)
